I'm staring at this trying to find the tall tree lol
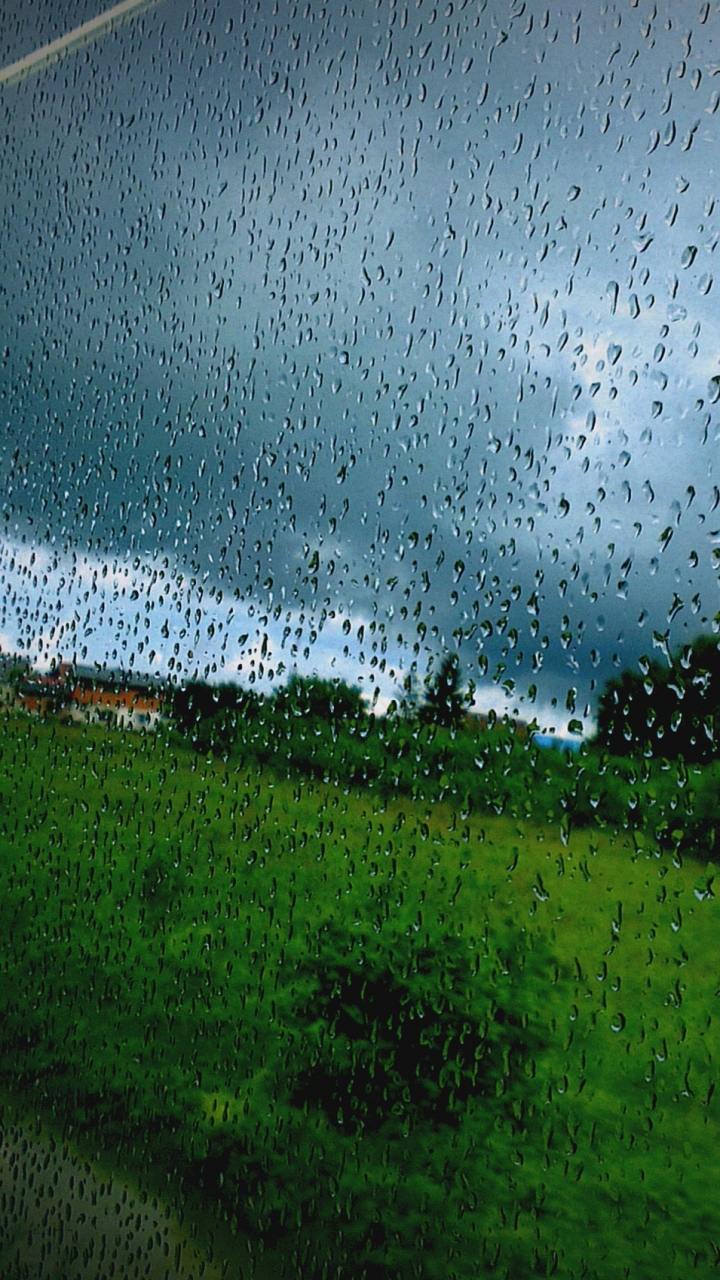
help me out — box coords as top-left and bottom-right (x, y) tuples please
(421, 652), (467, 729)
(394, 669), (423, 720)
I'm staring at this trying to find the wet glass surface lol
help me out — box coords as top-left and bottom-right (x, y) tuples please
(1, 2), (719, 1276)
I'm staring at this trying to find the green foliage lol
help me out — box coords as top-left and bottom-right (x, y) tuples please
(289, 925), (545, 1137)
(171, 680), (263, 753)
(420, 651), (468, 729)
(2, 717), (720, 1278)
(166, 672), (720, 863)
(272, 672), (366, 723)
(193, 920), (550, 1277)
(394, 668), (423, 720)
(596, 634), (720, 762)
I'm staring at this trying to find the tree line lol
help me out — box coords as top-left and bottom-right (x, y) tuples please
(171, 651), (472, 747)
(174, 632), (720, 763)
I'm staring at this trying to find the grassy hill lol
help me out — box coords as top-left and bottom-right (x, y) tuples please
(0, 714), (719, 1278)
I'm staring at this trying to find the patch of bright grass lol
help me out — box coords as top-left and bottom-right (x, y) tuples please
(0, 715), (718, 1278)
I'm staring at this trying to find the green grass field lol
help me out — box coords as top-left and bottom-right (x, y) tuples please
(1, 714), (719, 1278)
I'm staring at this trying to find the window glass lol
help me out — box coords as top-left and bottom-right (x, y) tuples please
(0, 2), (718, 1277)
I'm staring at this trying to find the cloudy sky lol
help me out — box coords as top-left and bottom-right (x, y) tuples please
(1, 0), (719, 730)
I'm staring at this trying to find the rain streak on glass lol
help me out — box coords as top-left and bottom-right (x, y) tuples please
(0, 1), (719, 1277)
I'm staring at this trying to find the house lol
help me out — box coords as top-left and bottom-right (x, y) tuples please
(14, 681), (54, 718)
(61, 686), (164, 732)
(39, 662), (74, 690)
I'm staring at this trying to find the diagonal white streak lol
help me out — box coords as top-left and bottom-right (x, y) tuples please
(0, 0), (165, 85)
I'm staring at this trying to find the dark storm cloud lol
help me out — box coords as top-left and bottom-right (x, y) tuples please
(1, 0), (719, 719)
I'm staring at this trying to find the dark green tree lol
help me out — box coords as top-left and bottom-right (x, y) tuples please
(271, 673), (365, 724)
(679, 635), (720, 758)
(420, 652), (467, 729)
(595, 666), (664, 757)
(595, 635), (720, 761)
(171, 681), (261, 753)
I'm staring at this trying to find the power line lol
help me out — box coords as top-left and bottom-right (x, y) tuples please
(0, 0), (165, 86)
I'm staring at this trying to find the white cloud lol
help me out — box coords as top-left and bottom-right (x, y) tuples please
(0, 536), (405, 700)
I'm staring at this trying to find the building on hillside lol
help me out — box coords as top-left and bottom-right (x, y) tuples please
(61, 686), (164, 731)
(39, 662), (74, 689)
(12, 664), (80, 718)
(14, 681), (54, 717)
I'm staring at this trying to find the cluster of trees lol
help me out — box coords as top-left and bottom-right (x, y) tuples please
(168, 658), (516, 815)
(166, 638), (720, 860)
(595, 635), (720, 762)
(171, 672), (364, 758)
(171, 652), (472, 751)
(174, 632), (720, 764)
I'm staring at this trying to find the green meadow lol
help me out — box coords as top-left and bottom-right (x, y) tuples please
(1, 714), (719, 1278)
